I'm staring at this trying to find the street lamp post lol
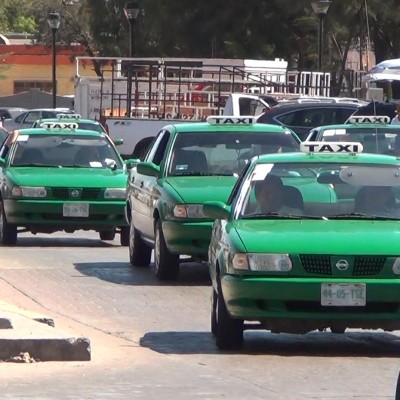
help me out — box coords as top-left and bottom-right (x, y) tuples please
(124, 2), (140, 117)
(124, 1), (140, 58)
(311, 0), (331, 71)
(47, 11), (61, 109)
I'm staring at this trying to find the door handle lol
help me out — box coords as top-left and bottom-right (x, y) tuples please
(140, 181), (144, 188)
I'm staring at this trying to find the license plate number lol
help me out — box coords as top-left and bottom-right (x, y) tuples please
(321, 283), (366, 306)
(63, 203), (89, 217)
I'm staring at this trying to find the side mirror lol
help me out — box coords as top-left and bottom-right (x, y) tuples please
(203, 201), (231, 220)
(137, 161), (160, 177)
(113, 138), (124, 146)
(124, 158), (140, 170)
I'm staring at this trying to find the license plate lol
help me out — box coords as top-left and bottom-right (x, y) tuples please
(321, 283), (366, 306)
(63, 203), (89, 217)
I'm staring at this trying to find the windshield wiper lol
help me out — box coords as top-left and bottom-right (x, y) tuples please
(173, 172), (232, 176)
(13, 163), (48, 167)
(244, 212), (303, 219)
(329, 213), (398, 220)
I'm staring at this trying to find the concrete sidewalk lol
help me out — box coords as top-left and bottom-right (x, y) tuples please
(0, 301), (91, 362)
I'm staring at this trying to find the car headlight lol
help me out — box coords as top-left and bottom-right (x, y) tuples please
(232, 253), (292, 272)
(173, 204), (205, 218)
(392, 258), (400, 275)
(104, 188), (126, 199)
(11, 186), (47, 198)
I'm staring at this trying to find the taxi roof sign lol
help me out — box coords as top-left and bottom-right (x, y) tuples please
(40, 122), (79, 130)
(56, 113), (81, 119)
(346, 115), (391, 124)
(300, 141), (363, 154)
(206, 116), (257, 125)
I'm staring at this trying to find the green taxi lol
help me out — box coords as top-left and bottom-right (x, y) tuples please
(305, 115), (400, 154)
(32, 113), (107, 134)
(0, 122), (130, 245)
(204, 141), (400, 349)
(126, 116), (301, 280)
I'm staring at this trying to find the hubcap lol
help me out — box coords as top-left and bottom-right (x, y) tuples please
(0, 206), (3, 241)
(154, 226), (160, 271)
(129, 222), (134, 257)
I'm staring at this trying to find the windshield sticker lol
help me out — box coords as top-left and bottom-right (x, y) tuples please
(16, 135), (29, 141)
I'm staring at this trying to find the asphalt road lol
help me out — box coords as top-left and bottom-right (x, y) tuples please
(0, 231), (400, 399)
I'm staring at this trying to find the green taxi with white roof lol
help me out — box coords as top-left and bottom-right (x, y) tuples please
(305, 115), (400, 154)
(0, 122), (130, 245)
(204, 140), (400, 350)
(32, 113), (107, 134)
(126, 116), (301, 280)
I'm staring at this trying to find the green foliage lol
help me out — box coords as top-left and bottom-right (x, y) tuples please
(1, 0), (400, 74)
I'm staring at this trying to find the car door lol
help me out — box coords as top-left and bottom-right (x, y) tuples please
(130, 129), (171, 240)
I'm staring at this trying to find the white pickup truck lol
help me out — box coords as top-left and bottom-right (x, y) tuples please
(101, 93), (275, 158)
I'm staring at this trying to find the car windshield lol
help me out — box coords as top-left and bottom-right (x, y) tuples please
(167, 131), (300, 176)
(320, 127), (400, 155)
(236, 162), (400, 220)
(10, 134), (122, 169)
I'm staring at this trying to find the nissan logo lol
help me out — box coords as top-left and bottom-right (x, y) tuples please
(71, 190), (80, 198)
(336, 260), (349, 271)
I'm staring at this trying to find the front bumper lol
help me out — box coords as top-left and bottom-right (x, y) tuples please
(222, 275), (400, 330)
(4, 198), (128, 229)
(162, 220), (212, 256)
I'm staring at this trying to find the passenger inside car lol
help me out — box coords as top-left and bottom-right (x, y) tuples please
(354, 186), (397, 215)
(253, 174), (304, 215)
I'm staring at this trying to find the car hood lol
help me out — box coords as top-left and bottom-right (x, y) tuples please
(165, 176), (237, 203)
(8, 167), (127, 188)
(235, 219), (400, 254)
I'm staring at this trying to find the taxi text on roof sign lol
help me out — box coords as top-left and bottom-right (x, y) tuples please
(300, 141), (364, 153)
(56, 113), (81, 119)
(206, 116), (257, 125)
(346, 115), (391, 124)
(40, 122), (79, 130)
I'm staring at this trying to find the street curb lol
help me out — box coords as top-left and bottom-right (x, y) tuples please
(0, 302), (91, 362)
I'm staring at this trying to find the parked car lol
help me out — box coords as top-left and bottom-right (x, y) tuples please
(32, 113), (107, 134)
(2, 108), (74, 132)
(257, 101), (363, 140)
(0, 126), (9, 147)
(0, 122), (130, 245)
(304, 115), (400, 155)
(205, 141), (400, 350)
(125, 116), (301, 280)
(350, 101), (397, 120)
(0, 107), (28, 121)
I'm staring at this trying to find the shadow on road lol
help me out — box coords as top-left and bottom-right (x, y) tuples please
(12, 236), (117, 248)
(74, 261), (211, 286)
(140, 330), (400, 357)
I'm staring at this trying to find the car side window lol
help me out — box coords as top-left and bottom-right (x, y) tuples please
(146, 129), (170, 166)
(14, 112), (27, 123)
(24, 111), (41, 124)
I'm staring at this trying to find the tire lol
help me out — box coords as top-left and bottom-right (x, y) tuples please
(129, 221), (151, 267)
(0, 200), (17, 246)
(211, 287), (218, 335)
(99, 229), (116, 241)
(120, 226), (129, 246)
(215, 277), (243, 350)
(154, 219), (179, 280)
(330, 326), (346, 334)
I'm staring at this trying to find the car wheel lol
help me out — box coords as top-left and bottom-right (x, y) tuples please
(211, 287), (218, 335)
(0, 200), (17, 246)
(129, 221), (151, 267)
(330, 326), (346, 334)
(99, 229), (116, 241)
(154, 219), (179, 280)
(120, 226), (129, 246)
(215, 277), (243, 350)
